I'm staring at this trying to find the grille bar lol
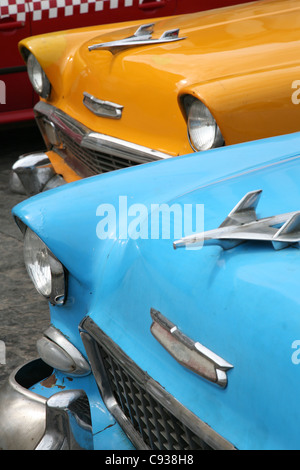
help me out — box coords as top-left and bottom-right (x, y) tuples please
(59, 129), (140, 177)
(80, 317), (236, 451)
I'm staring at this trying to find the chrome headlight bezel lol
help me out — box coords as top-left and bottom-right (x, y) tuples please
(23, 227), (66, 306)
(182, 95), (224, 152)
(27, 53), (51, 99)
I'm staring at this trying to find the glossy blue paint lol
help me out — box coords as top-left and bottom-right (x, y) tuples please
(12, 132), (300, 450)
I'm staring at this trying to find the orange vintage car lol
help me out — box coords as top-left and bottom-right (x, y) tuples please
(10, 0), (300, 194)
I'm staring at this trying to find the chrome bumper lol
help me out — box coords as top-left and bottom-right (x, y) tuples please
(10, 152), (66, 196)
(0, 360), (93, 450)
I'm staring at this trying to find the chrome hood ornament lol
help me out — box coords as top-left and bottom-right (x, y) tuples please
(174, 189), (300, 251)
(150, 309), (233, 388)
(89, 23), (186, 54)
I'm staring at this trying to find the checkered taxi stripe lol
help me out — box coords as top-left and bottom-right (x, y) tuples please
(0, 0), (136, 22)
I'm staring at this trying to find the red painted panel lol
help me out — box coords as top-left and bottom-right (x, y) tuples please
(0, 2), (33, 118)
(30, 1), (178, 36)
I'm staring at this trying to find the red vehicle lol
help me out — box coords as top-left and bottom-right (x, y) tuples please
(0, 0), (256, 125)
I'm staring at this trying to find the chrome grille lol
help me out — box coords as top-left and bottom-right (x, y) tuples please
(34, 101), (169, 180)
(98, 342), (211, 450)
(58, 129), (140, 177)
(68, 393), (92, 426)
(80, 318), (234, 451)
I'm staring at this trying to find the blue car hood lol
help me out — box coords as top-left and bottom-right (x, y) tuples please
(13, 132), (300, 450)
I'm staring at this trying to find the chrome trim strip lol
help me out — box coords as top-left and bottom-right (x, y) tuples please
(82, 132), (170, 163)
(34, 101), (170, 164)
(150, 309), (233, 388)
(174, 189), (300, 251)
(80, 316), (236, 450)
(83, 92), (123, 119)
(89, 23), (186, 54)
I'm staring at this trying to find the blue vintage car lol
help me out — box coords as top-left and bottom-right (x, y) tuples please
(1, 131), (300, 450)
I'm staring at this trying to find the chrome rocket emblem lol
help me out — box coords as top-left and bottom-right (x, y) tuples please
(174, 189), (300, 251)
(89, 23), (186, 54)
(150, 309), (233, 388)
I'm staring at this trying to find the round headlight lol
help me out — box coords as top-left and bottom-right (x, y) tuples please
(24, 228), (66, 305)
(27, 53), (51, 99)
(186, 98), (224, 151)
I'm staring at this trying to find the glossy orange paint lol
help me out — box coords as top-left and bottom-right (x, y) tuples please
(19, 0), (300, 183)
(46, 150), (82, 183)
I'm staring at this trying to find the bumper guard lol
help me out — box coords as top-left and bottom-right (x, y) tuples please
(10, 152), (66, 196)
(0, 359), (93, 450)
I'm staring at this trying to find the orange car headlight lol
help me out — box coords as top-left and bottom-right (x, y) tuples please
(27, 53), (51, 99)
(184, 96), (224, 152)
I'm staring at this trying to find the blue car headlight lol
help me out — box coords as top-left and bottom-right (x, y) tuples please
(24, 227), (66, 306)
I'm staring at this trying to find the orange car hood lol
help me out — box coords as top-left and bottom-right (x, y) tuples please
(20, 0), (300, 155)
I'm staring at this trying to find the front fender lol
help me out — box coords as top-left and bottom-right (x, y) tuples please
(179, 63), (300, 146)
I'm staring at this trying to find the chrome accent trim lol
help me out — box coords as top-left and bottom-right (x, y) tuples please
(36, 390), (93, 450)
(80, 316), (236, 450)
(174, 189), (300, 251)
(37, 326), (91, 376)
(150, 309), (233, 389)
(83, 92), (123, 119)
(35, 101), (170, 167)
(89, 23), (186, 54)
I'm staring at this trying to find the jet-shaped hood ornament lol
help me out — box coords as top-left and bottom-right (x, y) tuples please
(89, 23), (186, 54)
(174, 189), (300, 251)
